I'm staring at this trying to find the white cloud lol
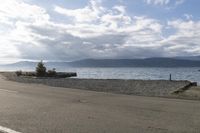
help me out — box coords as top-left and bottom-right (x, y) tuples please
(113, 5), (126, 14)
(53, 0), (164, 57)
(0, 0), (50, 62)
(0, 0), (49, 24)
(145, 0), (170, 5)
(0, 0), (199, 62)
(162, 19), (200, 56)
(54, 0), (104, 23)
(175, 0), (185, 5)
(145, 0), (185, 6)
(184, 14), (193, 20)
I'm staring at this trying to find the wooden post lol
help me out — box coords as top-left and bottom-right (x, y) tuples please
(169, 74), (172, 81)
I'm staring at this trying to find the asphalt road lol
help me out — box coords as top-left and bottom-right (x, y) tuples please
(0, 75), (200, 133)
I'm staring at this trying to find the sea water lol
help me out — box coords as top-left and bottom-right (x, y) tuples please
(62, 67), (200, 83)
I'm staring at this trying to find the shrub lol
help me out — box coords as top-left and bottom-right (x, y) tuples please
(36, 61), (46, 77)
(47, 68), (57, 77)
(25, 72), (36, 77)
(15, 70), (22, 76)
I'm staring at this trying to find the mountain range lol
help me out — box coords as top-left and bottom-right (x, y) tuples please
(1, 56), (200, 70)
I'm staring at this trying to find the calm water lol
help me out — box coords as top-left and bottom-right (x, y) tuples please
(62, 67), (200, 83)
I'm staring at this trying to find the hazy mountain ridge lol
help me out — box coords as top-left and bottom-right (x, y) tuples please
(69, 58), (200, 67)
(174, 56), (200, 61)
(1, 57), (200, 70)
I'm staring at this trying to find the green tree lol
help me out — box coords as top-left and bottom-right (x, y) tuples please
(36, 61), (46, 77)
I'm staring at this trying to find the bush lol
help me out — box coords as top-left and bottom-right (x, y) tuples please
(36, 61), (46, 77)
(15, 70), (22, 76)
(47, 68), (57, 77)
(25, 72), (36, 77)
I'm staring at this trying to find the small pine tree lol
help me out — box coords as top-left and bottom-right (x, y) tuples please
(36, 61), (46, 77)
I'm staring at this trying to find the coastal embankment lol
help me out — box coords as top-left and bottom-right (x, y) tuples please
(1, 72), (196, 98)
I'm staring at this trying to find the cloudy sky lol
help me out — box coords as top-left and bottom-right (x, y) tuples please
(0, 0), (200, 63)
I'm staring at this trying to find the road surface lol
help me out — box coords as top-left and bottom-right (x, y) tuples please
(0, 75), (200, 133)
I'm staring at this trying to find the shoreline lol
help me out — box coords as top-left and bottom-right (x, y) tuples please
(0, 72), (198, 100)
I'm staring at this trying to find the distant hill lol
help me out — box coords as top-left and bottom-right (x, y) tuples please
(68, 58), (200, 67)
(1, 57), (200, 71)
(174, 55), (200, 61)
(0, 61), (70, 71)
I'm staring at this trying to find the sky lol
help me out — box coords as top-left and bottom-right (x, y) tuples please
(0, 0), (200, 63)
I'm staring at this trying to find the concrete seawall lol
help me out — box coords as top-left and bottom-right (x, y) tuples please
(1, 72), (195, 97)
